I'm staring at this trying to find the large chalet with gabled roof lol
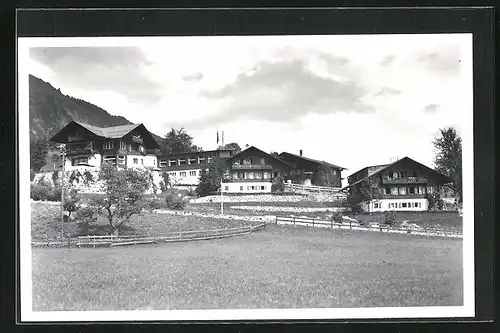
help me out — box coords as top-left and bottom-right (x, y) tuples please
(221, 146), (294, 193)
(340, 156), (452, 212)
(50, 121), (161, 170)
(279, 150), (346, 188)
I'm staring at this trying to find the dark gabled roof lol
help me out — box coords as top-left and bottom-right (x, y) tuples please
(227, 146), (294, 168)
(279, 151), (346, 170)
(50, 121), (160, 149)
(340, 156), (453, 192)
(347, 164), (389, 180)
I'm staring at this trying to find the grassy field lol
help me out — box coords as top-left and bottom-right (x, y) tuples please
(31, 201), (260, 239)
(31, 223), (463, 311)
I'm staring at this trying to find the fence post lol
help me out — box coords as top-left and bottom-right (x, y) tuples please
(293, 216), (296, 226)
(67, 235), (70, 248)
(331, 218), (333, 229)
(93, 236), (96, 248)
(350, 220), (352, 231)
(312, 218), (315, 227)
(275, 216), (278, 224)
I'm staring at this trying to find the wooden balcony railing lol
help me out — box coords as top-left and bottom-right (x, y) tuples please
(232, 164), (272, 169)
(381, 176), (427, 184)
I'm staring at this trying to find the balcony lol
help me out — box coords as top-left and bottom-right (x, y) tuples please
(381, 176), (427, 184)
(232, 164), (272, 169)
(381, 194), (427, 199)
(65, 143), (95, 156)
(226, 178), (271, 183)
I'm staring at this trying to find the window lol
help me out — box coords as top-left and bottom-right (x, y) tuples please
(119, 141), (127, 150)
(225, 186), (229, 191)
(333, 170), (337, 175)
(189, 171), (196, 176)
(385, 187), (390, 195)
(103, 141), (114, 150)
(399, 187), (407, 195)
(255, 172), (262, 179)
(240, 186), (244, 191)
(198, 156), (206, 164)
(402, 202), (407, 208)
(180, 172), (187, 177)
(418, 202), (422, 208)
(391, 187), (398, 195)
(208, 157), (213, 164)
(179, 158), (187, 165)
(247, 186), (252, 191)
(273, 172), (278, 177)
(247, 172), (254, 179)
(170, 172), (177, 176)
(169, 159), (177, 166)
(159, 160), (167, 167)
(118, 155), (125, 165)
(261, 186), (265, 190)
(409, 186), (415, 194)
(103, 155), (116, 164)
(427, 186), (435, 194)
(374, 202), (379, 209)
(233, 172), (239, 179)
(243, 158), (252, 165)
(260, 158), (266, 165)
(72, 156), (89, 166)
(188, 157), (197, 164)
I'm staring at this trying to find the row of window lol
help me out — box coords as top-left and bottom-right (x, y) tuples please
(384, 185), (435, 195)
(233, 158), (267, 165)
(384, 171), (418, 179)
(168, 170), (199, 177)
(160, 156), (213, 167)
(223, 185), (268, 191)
(373, 202), (423, 209)
(233, 171), (272, 180)
(289, 169), (338, 176)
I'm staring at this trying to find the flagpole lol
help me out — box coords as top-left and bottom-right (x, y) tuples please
(220, 178), (223, 215)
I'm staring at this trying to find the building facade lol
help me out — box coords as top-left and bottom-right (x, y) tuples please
(157, 149), (234, 185)
(279, 150), (345, 188)
(221, 146), (294, 193)
(342, 157), (452, 212)
(50, 121), (160, 170)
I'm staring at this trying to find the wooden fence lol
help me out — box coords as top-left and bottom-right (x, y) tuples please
(32, 223), (267, 248)
(283, 183), (345, 195)
(274, 216), (461, 238)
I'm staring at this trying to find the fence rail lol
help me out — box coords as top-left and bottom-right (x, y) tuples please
(283, 183), (344, 194)
(274, 215), (461, 238)
(32, 223), (267, 248)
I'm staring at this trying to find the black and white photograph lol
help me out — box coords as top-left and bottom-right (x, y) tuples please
(18, 30), (475, 322)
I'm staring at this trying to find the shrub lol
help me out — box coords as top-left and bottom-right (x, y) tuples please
(63, 188), (81, 220)
(331, 211), (343, 223)
(148, 196), (165, 210)
(384, 211), (396, 225)
(271, 177), (285, 193)
(426, 192), (444, 211)
(83, 170), (94, 184)
(48, 186), (62, 202)
(51, 171), (59, 186)
(75, 205), (99, 234)
(164, 188), (187, 210)
(31, 183), (51, 201)
(159, 180), (166, 192)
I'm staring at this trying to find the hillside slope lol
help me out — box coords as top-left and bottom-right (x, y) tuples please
(28, 75), (165, 145)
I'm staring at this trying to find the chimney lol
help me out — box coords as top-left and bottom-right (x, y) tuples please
(299, 149), (303, 156)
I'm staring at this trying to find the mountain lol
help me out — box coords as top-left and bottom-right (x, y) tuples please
(28, 75), (165, 145)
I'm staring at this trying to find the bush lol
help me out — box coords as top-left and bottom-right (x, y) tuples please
(51, 171), (59, 186)
(31, 183), (51, 201)
(148, 196), (165, 210)
(331, 211), (343, 223)
(75, 206), (99, 234)
(384, 211), (396, 225)
(83, 170), (94, 184)
(271, 178), (285, 193)
(164, 189), (187, 210)
(426, 192), (444, 211)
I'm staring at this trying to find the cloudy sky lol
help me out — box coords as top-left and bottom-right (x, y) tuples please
(26, 35), (471, 185)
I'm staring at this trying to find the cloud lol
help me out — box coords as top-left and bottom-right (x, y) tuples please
(183, 71), (203, 82)
(380, 55), (396, 66)
(29, 47), (163, 106)
(374, 87), (401, 96)
(424, 104), (439, 114)
(416, 45), (461, 75)
(187, 59), (374, 129)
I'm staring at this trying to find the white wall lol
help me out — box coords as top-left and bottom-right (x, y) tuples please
(126, 154), (157, 169)
(361, 198), (429, 212)
(167, 168), (203, 185)
(222, 182), (273, 193)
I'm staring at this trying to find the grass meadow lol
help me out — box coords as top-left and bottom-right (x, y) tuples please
(31, 223), (463, 311)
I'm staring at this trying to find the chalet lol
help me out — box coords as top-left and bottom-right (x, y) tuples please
(279, 150), (345, 188)
(157, 149), (235, 185)
(221, 146), (294, 193)
(50, 121), (160, 169)
(341, 157), (452, 212)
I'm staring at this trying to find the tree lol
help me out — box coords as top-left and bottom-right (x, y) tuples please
(64, 188), (81, 221)
(161, 128), (203, 155)
(433, 127), (462, 203)
(195, 157), (227, 196)
(346, 177), (382, 213)
(30, 139), (50, 172)
(89, 163), (152, 235)
(222, 142), (241, 154)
